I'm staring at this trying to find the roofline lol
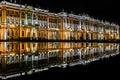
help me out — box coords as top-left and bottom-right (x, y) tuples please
(0, 1), (119, 27)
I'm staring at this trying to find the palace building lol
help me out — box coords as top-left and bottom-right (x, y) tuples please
(0, 1), (119, 41)
(0, 42), (119, 79)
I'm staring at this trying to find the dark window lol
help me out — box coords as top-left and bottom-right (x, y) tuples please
(22, 31), (24, 37)
(33, 33), (35, 37)
(82, 43), (83, 47)
(8, 30), (9, 36)
(12, 30), (14, 36)
(12, 44), (14, 49)
(33, 44), (35, 47)
(12, 11), (14, 13)
(22, 20), (24, 25)
(22, 44), (24, 49)
(7, 45), (9, 50)
(16, 12), (18, 15)
(7, 10), (9, 14)
(33, 14), (36, 20)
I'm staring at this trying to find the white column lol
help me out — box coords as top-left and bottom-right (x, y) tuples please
(57, 19), (59, 29)
(89, 33), (91, 40)
(79, 50), (81, 60)
(25, 13), (28, 25)
(32, 13), (33, 25)
(19, 11), (22, 26)
(79, 20), (81, 29)
(47, 15), (49, 28)
(84, 33), (86, 40)
(36, 14), (38, 25)
(64, 18), (67, 29)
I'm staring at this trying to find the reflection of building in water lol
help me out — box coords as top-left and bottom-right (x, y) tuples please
(0, 1), (120, 41)
(0, 42), (119, 79)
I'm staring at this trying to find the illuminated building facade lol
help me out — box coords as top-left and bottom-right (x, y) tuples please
(0, 1), (119, 41)
(0, 42), (119, 79)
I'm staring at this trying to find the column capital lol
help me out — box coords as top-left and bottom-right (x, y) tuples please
(1, 6), (6, 10)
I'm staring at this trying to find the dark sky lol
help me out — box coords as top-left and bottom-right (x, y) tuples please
(4, 0), (120, 25)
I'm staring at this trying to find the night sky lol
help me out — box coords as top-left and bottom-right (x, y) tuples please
(3, 0), (120, 25)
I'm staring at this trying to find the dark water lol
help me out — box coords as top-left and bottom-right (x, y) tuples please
(0, 42), (119, 80)
(7, 54), (120, 80)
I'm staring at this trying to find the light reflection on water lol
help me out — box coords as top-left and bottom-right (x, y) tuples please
(0, 42), (119, 79)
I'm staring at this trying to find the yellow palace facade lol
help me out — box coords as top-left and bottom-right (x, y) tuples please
(0, 1), (119, 41)
(0, 42), (119, 78)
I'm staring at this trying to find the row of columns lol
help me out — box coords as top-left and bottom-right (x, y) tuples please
(0, 42), (119, 75)
(0, 6), (119, 40)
